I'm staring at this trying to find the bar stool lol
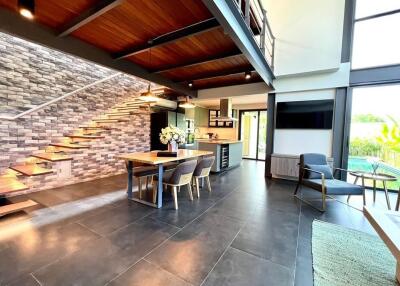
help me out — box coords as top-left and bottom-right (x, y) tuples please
(133, 162), (177, 199)
(192, 156), (215, 198)
(152, 160), (197, 209)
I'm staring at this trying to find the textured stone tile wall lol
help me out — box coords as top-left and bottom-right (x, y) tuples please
(0, 32), (115, 117)
(0, 33), (152, 194)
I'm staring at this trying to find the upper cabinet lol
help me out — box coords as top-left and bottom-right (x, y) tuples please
(186, 107), (209, 127)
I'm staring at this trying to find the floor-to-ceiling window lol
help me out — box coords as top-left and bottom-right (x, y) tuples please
(346, 1), (400, 191)
(348, 85), (400, 190)
(352, 0), (400, 69)
(239, 110), (267, 160)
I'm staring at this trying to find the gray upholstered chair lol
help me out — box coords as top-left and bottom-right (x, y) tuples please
(152, 160), (197, 209)
(133, 162), (177, 199)
(192, 156), (215, 198)
(294, 153), (365, 211)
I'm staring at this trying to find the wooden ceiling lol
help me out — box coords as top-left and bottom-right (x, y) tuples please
(0, 0), (264, 91)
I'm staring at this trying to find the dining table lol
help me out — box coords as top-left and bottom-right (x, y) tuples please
(118, 149), (213, 208)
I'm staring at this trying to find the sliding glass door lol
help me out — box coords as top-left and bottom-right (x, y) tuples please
(239, 110), (267, 160)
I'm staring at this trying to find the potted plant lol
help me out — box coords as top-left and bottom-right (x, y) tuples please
(159, 125), (186, 152)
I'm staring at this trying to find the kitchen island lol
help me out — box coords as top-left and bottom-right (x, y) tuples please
(196, 140), (243, 172)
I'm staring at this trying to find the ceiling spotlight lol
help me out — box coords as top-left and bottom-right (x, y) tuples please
(188, 82), (193, 88)
(245, 72), (252, 80)
(18, 0), (35, 19)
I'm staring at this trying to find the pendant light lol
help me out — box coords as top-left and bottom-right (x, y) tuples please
(179, 96), (195, 109)
(18, 0), (35, 19)
(138, 47), (159, 102)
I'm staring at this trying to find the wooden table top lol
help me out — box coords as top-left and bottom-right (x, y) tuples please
(364, 207), (400, 261)
(118, 149), (213, 165)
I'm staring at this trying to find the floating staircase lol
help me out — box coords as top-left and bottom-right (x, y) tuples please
(1, 96), (150, 217)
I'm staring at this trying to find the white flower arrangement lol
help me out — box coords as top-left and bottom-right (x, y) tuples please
(160, 125), (186, 145)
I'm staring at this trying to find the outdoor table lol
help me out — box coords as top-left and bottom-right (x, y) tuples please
(349, 171), (397, 210)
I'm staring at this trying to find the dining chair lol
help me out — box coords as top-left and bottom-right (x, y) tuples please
(133, 162), (177, 199)
(192, 156), (215, 198)
(152, 160), (197, 209)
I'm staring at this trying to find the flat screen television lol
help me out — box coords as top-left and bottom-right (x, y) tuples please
(276, 100), (334, 129)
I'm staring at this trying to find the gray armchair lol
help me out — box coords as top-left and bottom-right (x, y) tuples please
(294, 153), (365, 211)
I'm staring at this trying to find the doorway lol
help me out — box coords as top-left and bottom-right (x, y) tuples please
(239, 109), (267, 160)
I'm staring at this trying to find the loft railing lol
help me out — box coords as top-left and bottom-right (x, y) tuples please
(233, 0), (275, 70)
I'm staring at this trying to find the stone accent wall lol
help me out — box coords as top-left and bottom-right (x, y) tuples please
(0, 33), (152, 194)
(0, 32), (115, 117)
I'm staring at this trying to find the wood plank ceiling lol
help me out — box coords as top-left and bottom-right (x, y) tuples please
(0, 0), (264, 92)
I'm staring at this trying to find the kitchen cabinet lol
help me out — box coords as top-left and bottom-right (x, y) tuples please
(185, 107), (208, 127)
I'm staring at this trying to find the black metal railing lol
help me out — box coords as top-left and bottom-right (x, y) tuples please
(233, 0), (275, 69)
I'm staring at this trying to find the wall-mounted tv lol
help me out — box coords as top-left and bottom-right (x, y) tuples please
(276, 100), (334, 129)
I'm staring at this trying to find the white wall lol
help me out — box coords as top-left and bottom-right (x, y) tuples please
(264, 0), (345, 77)
(197, 82), (271, 99)
(273, 89), (335, 157)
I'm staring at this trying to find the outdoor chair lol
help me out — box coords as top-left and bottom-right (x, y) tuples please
(294, 153), (365, 211)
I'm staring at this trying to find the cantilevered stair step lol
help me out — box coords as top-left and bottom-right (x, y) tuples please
(66, 134), (105, 139)
(9, 164), (53, 176)
(50, 142), (90, 149)
(0, 200), (38, 217)
(31, 153), (72, 162)
(105, 112), (131, 116)
(79, 126), (111, 130)
(0, 177), (28, 195)
(94, 118), (130, 123)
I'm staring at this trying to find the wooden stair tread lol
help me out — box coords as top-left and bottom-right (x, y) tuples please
(32, 153), (72, 162)
(66, 135), (105, 139)
(0, 200), (38, 216)
(50, 142), (90, 149)
(79, 126), (111, 130)
(0, 177), (28, 195)
(10, 164), (53, 176)
(93, 119), (119, 123)
(106, 112), (131, 116)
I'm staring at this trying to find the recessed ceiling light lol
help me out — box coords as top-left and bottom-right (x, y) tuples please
(188, 82), (193, 88)
(245, 72), (252, 80)
(18, 0), (35, 19)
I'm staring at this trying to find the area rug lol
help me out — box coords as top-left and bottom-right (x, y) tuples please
(312, 220), (398, 286)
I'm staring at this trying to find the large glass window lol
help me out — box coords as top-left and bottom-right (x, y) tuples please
(348, 84), (400, 191)
(352, 1), (400, 69)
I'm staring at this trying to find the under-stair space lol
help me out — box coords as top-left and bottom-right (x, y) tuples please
(1, 96), (151, 217)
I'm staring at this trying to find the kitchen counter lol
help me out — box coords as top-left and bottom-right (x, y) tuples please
(195, 139), (242, 144)
(197, 140), (243, 172)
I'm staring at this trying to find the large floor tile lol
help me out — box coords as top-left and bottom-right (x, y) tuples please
(78, 200), (154, 235)
(146, 212), (243, 285)
(202, 247), (293, 286)
(231, 209), (299, 269)
(34, 218), (178, 286)
(109, 259), (191, 286)
(0, 223), (100, 284)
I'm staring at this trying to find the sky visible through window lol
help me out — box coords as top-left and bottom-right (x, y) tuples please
(352, 0), (400, 69)
(352, 84), (400, 119)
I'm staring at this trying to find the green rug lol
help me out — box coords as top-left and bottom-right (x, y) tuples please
(312, 220), (398, 286)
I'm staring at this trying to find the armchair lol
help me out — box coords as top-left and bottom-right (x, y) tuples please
(294, 153), (365, 211)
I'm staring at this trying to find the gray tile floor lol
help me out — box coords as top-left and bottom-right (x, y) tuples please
(0, 160), (398, 286)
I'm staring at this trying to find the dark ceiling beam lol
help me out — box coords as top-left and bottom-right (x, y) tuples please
(0, 8), (197, 97)
(113, 18), (220, 60)
(58, 0), (124, 37)
(153, 50), (242, 74)
(178, 67), (255, 82)
(202, 0), (275, 87)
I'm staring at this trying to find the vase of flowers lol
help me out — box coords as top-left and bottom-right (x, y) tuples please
(159, 125), (186, 152)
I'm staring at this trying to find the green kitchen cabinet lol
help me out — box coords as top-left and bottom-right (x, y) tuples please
(195, 106), (209, 127)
